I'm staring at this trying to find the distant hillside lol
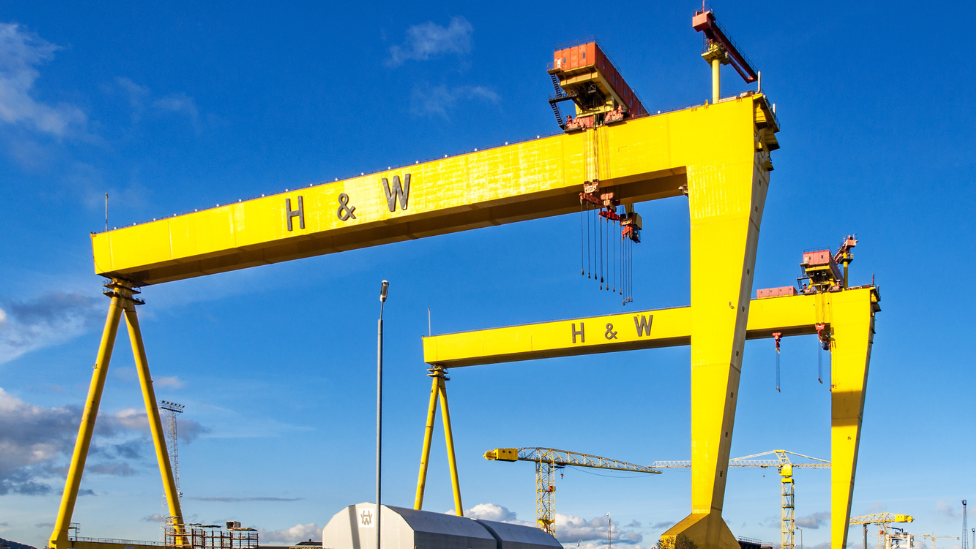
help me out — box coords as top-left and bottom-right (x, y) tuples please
(0, 537), (39, 549)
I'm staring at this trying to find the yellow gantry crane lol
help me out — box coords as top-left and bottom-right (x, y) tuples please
(849, 513), (914, 549)
(485, 447), (661, 536)
(652, 450), (829, 549)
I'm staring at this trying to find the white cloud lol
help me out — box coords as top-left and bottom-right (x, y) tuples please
(410, 84), (499, 119)
(258, 523), (320, 544)
(0, 291), (102, 365)
(0, 23), (87, 137)
(0, 387), (208, 494)
(153, 92), (200, 130)
(459, 503), (528, 524)
(387, 17), (473, 67)
(155, 376), (186, 389)
(937, 500), (959, 519)
(555, 513), (642, 545)
(796, 511), (830, 529)
(446, 504), (640, 547)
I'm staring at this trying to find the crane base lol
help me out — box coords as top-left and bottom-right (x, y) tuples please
(660, 513), (739, 549)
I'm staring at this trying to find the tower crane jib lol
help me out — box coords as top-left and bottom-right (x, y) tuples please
(484, 447), (660, 537)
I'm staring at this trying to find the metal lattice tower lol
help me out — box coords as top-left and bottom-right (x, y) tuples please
(781, 466), (795, 549)
(159, 401), (184, 533)
(534, 461), (557, 535)
(964, 500), (969, 549)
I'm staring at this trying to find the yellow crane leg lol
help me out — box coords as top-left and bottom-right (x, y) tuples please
(438, 379), (463, 516)
(662, 104), (770, 549)
(49, 293), (125, 549)
(413, 372), (442, 510)
(120, 288), (183, 525)
(829, 290), (876, 549)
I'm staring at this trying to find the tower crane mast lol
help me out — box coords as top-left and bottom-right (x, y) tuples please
(485, 447), (661, 536)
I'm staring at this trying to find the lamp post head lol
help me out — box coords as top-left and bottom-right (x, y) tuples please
(380, 280), (389, 302)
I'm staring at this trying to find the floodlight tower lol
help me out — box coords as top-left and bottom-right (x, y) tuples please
(964, 500), (969, 549)
(159, 401), (185, 534)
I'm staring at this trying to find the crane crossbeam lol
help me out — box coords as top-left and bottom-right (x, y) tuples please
(90, 95), (778, 286)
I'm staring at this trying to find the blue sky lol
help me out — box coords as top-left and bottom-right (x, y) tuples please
(0, 2), (973, 548)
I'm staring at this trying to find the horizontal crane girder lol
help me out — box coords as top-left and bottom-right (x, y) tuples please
(90, 95), (778, 286)
(422, 290), (869, 367)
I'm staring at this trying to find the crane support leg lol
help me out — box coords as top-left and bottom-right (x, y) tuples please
(49, 292), (124, 549)
(412, 367), (462, 516)
(121, 289), (183, 526)
(829, 291), (876, 549)
(438, 379), (463, 516)
(413, 372), (441, 510)
(661, 107), (770, 549)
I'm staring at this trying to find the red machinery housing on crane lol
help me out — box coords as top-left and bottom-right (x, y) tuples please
(547, 39), (647, 131)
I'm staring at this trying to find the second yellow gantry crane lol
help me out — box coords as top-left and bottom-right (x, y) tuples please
(485, 447), (661, 536)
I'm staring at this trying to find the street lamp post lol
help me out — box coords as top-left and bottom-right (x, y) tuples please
(606, 513), (611, 549)
(796, 526), (803, 549)
(376, 280), (389, 549)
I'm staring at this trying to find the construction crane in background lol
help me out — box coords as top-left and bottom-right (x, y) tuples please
(484, 447), (661, 536)
(652, 450), (829, 549)
(849, 513), (914, 549)
(920, 532), (958, 549)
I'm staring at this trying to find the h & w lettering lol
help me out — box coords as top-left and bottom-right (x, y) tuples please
(571, 323), (585, 344)
(382, 174), (411, 212)
(634, 315), (652, 337)
(286, 196), (305, 231)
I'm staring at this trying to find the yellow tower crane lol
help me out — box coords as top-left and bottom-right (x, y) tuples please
(652, 450), (829, 549)
(849, 513), (914, 549)
(484, 447), (661, 536)
(920, 532), (958, 549)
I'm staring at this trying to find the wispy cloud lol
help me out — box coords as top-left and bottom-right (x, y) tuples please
(153, 92), (200, 131)
(0, 388), (208, 495)
(448, 504), (641, 547)
(937, 499), (958, 519)
(0, 291), (103, 365)
(457, 503), (529, 524)
(410, 84), (498, 119)
(387, 17), (473, 67)
(155, 376), (186, 389)
(0, 23), (87, 137)
(189, 496), (303, 503)
(796, 511), (830, 529)
(258, 523), (320, 544)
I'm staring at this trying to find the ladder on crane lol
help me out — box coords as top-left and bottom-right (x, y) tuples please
(485, 447), (661, 537)
(652, 450), (829, 549)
